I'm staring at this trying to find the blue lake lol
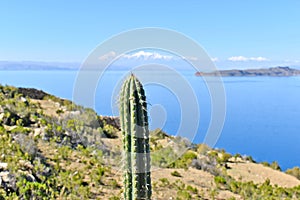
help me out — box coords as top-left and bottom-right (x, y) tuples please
(1, 70), (300, 170)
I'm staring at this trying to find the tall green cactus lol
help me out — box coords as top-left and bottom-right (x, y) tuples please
(119, 74), (152, 200)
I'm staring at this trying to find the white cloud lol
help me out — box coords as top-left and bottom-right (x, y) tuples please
(211, 57), (219, 62)
(228, 56), (269, 62)
(251, 56), (269, 61)
(98, 50), (174, 62)
(228, 56), (249, 61)
(182, 56), (218, 62)
(122, 50), (173, 60)
(98, 51), (117, 61)
(284, 59), (300, 63)
(99, 50), (221, 63)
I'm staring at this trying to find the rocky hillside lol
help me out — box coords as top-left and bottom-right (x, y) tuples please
(0, 85), (300, 199)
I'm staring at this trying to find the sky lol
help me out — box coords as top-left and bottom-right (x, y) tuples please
(0, 0), (299, 69)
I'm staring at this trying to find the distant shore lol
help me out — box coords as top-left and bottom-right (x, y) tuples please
(195, 66), (300, 77)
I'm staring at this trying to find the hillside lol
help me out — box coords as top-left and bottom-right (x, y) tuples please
(0, 85), (300, 199)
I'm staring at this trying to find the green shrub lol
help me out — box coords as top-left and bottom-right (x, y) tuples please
(10, 126), (31, 134)
(159, 178), (170, 187)
(233, 153), (242, 159)
(261, 161), (270, 167)
(171, 150), (197, 169)
(245, 155), (255, 162)
(56, 109), (64, 115)
(186, 185), (198, 194)
(103, 124), (118, 138)
(40, 118), (47, 126)
(261, 161), (281, 171)
(109, 196), (119, 200)
(209, 188), (218, 200)
(196, 143), (210, 154)
(217, 151), (232, 163)
(90, 166), (105, 184)
(176, 190), (192, 200)
(1, 110), (19, 126)
(17, 176), (49, 199)
(109, 179), (119, 189)
(171, 170), (182, 177)
(151, 146), (177, 167)
(214, 176), (226, 186)
(150, 128), (168, 140)
(207, 150), (218, 158)
(16, 119), (24, 126)
(270, 161), (281, 171)
(227, 197), (236, 200)
(224, 177), (300, 199)
(0, 125), (5, 133)
(286, 167), (300, 180)
(66, 119), (83, 131)
(57, 145), (72, 160)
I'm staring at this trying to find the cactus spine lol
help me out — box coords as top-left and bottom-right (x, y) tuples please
(119, 74), (151, 200)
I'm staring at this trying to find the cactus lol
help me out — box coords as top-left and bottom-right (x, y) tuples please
(119, 74), (152, 200)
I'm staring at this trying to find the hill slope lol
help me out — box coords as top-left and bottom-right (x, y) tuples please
(0, 85), (299, 199)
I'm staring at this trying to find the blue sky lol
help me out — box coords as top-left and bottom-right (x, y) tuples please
(0, 1), (299, 68)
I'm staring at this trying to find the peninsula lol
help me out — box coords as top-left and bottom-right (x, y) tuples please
(195, 66), (300, 77)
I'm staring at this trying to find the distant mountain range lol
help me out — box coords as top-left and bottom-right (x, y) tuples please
(195, 66), (300, 77)
(0, 61), (80, 70)
(1, 61), (300, 77)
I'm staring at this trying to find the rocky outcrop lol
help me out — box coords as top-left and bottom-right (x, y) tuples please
(0, 163), (16, 192)
(17, 87), (48, 100)
(99, 116), (120, 130)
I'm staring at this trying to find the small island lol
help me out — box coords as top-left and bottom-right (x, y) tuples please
(195, 66), (300, 77)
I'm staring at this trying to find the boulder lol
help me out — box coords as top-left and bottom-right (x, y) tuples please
(19, 160), (34, 170)
(0, 163), (8, 171)
(0, 171), (16, 191)
(0, 171), (10, 182)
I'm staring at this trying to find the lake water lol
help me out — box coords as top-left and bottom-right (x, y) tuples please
(1, 70), (299, 170)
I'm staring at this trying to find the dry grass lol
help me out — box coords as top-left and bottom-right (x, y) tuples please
(227, 162), (300, 187)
